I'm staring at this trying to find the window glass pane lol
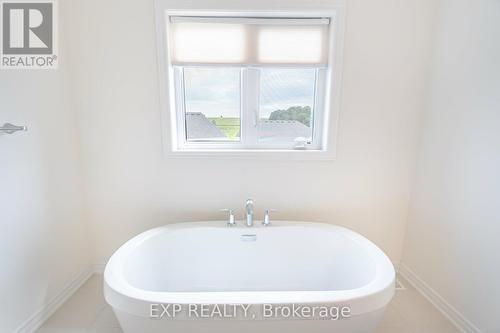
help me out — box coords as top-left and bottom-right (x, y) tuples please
(259, 68), (316, 144)
(183, 68), (241, 141)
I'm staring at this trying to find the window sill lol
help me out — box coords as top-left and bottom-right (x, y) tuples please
(165, 148), (336, 161)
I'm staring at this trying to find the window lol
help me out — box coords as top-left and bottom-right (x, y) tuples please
(183, 67), (241, 142)
(259, 68), (317, 144)
(175, 66), (325, 149)
(160, 13), (341, 157)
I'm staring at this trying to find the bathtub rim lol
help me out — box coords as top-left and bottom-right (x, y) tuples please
(104, 221), (395, 317)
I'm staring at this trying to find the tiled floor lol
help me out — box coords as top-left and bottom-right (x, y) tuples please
(37, 275), (459, 333)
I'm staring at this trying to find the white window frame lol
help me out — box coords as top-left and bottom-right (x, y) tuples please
(154, 2), (346, 160)
(174, 66), (326, 151)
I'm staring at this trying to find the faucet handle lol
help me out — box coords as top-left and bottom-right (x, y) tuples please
(263, 209), (276, 226)
(220, 209), (236, 227)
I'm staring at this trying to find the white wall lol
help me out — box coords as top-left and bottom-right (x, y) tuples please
(0, 2), (90, 331)
(402, 0), (500, 332)
(65, 0), (437, 265)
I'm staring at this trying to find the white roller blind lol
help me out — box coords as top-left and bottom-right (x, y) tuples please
(169, 17), (330, 66)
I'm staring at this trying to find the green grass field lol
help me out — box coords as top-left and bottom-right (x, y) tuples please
(208, 117), (241, 139)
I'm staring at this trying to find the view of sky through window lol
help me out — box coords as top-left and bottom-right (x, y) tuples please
(184, 67), (316, 119)
(184, 68), (241, 118)
(260, 68), (316, 120)
(183, 67), (317, 142)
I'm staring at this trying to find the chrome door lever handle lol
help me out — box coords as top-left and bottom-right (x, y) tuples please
(0, 123), (27, 134)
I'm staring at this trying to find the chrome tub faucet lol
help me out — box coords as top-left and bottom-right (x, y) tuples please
(246, 199), (254, 227)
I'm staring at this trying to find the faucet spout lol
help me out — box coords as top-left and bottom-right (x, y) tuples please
(245, 199), (254, 227)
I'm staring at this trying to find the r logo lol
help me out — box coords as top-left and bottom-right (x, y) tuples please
(2, 2), (53, 54)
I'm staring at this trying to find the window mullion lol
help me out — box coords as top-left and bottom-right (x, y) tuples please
(241, 67), (260, 148)
(174, 66), (187, 149)
(312, 68), (327, 150)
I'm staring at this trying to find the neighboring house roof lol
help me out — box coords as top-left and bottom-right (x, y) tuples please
(186, 113), (311, 142)
(259, 120), (311, 141)
(186, 113), (226, 140)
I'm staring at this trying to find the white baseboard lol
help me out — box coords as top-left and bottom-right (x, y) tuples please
(391, 261), (400, 272)
(15, 268), (94, 333)
(399, 263), (482, 333)
(91, 263), (106, 274)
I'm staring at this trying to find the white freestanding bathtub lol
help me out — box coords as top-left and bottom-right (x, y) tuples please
(104, 221), (395, 333)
